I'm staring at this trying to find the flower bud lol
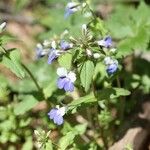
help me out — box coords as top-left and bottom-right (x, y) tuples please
(93, 53), (101, 59)
(82, 24), (87, 36)
(86, 49), (92, 57)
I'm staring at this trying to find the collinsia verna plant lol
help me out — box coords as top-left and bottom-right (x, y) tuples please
(33, 1), (132, 149)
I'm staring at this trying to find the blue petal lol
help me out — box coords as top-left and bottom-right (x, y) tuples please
(57, 77), (68, 89)
(64, 8), (73, 19)
(35, 48), (45, 59)
(106, 63), (118, 75)
(64, 80), (74, 92)
(47, 50), (57, 64)
(48, 108), (57, 120)
(60, 40), (70, 50)
(53, 115), (64, 125)
(104, 36), (112, 48)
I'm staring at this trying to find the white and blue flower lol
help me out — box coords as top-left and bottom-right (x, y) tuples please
(48, 106), (66, 125)
(60, 40), (73, 50)
(35, 43), (48, 59)
(64, 2), (80, 18)
(97, 36), (112, 48)
(57, 67), (76, 92)
(104, 57), (118, 75)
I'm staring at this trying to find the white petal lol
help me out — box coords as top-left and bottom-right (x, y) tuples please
(93, 53), (101, 59)
(36, 43), (43, 49)
(97, 40), (105, 46)
(57, 67), (68, 77)
(104, 57), (113, 65)
(67, 71), (76, 82)
(67, 2), (78, 8)
(57, 107), (66, 116)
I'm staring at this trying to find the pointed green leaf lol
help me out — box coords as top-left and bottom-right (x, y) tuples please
(14, 95), (38, 115)
(1, 50), (25, 78)
(80, 60), (95, 92)
(58, 53), (72, 70)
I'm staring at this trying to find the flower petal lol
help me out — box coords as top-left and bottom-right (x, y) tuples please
(53, 115), (64, 125)
(60, 40), (72, 50)
(106, 63), (118, 75)
(47, 50), (57, 64)
(57, 107), (66, 116)
(57, 77), (68, 89)
(48, 108), (58, 120)
(64, 80), (74, 92)
(67, 71), (76, 82)
(57, 67), (68, 77)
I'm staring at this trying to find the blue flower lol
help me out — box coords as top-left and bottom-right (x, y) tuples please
(47, 48), (60, 64)
(35, 43), (47, 59)
(48, 106), (66, 125)
(60, 40), (73, 50)
(47, 41), (60, 64)
(97, 36), (112, 48)
(64, 2), (79, 18)
(106, 63), (118, 75)
(104, 57), (118, 75)
(57, 67), (76, 92)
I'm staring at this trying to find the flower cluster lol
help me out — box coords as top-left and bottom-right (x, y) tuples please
(35, 40), (73, 64)
(97, 36), (118, 75)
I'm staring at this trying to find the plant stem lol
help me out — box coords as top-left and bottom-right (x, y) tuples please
(117, 76), (125, 122)
(21, 63), (42, 93)
(92, 81), (108, 149)
(84, 0), (97, 19)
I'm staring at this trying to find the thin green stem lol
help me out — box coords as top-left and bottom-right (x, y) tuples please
(92, 80), (108, 149)
(21, 63), (42, 93)
(84, 0), (97, 19)
(117, 76), (125, 122)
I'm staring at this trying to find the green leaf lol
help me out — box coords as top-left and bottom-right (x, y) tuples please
(58, 53), (72, 70)
(0, 35), (15, 45)
(117, 26), (150, 57)
(59, 123), (87, 150)
(43, 81), (57, 98)
(22, 137), (33, 150)
(1, 50), (25, 78)
(80, 60), (95, 92)
(68, 93), (96, 113)
(59, 131), (76, 150)
(14, 95), (38, 115)
(97, 88), (130, 100)
(74, 123), (87, 135)
(111, 88), (131, 99)
(45, 140), (53, 150)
